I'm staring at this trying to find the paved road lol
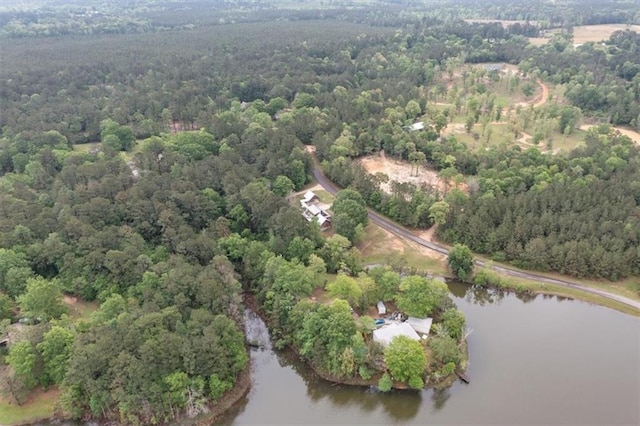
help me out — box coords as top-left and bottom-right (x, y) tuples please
(312, 163), (640, 312)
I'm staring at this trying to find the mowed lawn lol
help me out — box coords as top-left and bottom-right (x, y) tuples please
(0, 388), (59, 426)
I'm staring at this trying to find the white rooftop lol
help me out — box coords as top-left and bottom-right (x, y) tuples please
(373, 322), (420, 347)
(305, 203), (322, 216)
(301, 190), (318, 203)
(406, 317), (433, 335)
(315, 215), (329, 226)
(409, 121), (424, 131)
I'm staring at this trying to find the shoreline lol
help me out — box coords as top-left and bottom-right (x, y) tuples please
(297, 337), (469, 392)
(190, 358), (252, 426)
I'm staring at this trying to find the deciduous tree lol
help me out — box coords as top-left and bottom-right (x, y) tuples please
(396, 275), (450, 317)
(447, 244), (474, 281)
(384, 335), (427, 389)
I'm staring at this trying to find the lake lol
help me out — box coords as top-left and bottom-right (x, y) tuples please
(221, 283), (640, 425)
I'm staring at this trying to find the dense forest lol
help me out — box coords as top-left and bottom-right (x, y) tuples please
(1, 0), (639, 423)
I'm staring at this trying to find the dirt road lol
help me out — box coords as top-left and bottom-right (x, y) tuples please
(534, 79), (549, 108)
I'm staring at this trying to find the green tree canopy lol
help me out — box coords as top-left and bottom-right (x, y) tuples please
(17, 276), (66, 322)
(332, 189), (369, 243)
(395, 275), (450, 318)
(447, 244), (474, 280)
(326, 274), (362, 309)
(369, 266), (401, 302)
(441, 308), (466, 341)
(37, 325), (76, 385)
(6, 341), (38, 389)
(384, 335), (427, 389)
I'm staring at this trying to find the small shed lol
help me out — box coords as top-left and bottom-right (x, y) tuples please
(373, 322), (420, 347)
(408, 121), (425, 132)
(407, 317), (433, 336)
(377, 301), (387, 315)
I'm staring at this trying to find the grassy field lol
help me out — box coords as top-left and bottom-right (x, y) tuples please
(0, 388), (59, 426)
(313, 189), (334, 205)
(359, 223), (447, 275)
(63, 296), (99, 321)
(71, 142), (100, 153)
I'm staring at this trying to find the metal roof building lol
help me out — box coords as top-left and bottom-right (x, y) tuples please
(406, 317), (433, 336)
(373, 322), (420, 347)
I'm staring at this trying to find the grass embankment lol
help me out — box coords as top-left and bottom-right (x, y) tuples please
(0, 389), (59, 426)
(360, 218), (640, 316)
(476, 268), (640, 316)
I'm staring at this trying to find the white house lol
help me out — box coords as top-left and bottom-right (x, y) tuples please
(299, 191), (331, 230)
(373, 322), (420, 347)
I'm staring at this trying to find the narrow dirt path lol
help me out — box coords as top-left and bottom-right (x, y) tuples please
(533, 79), (549, 108)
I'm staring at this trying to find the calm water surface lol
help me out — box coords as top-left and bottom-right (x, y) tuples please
(221, 284), (640, 425)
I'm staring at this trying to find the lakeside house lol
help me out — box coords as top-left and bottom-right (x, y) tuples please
(300, 190), (331, 230)
(372, 316), (433, 347)
(373, 322), (420, 346)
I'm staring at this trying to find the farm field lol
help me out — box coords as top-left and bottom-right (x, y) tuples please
(529, 23), (640, 45)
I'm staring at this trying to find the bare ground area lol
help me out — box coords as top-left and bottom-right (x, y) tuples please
(415, 225), (437, 243)
(359, 154), (448, 194)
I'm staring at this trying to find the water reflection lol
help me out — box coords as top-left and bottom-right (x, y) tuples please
(449, 281), (540, 306)
(268, 346), (423, 422)
(429, 387), (451, 412)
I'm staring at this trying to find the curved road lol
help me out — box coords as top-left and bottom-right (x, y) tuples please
(312, 163), (640, 312)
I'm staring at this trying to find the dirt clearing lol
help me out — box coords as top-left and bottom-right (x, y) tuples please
(359, 154), (448, 194)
